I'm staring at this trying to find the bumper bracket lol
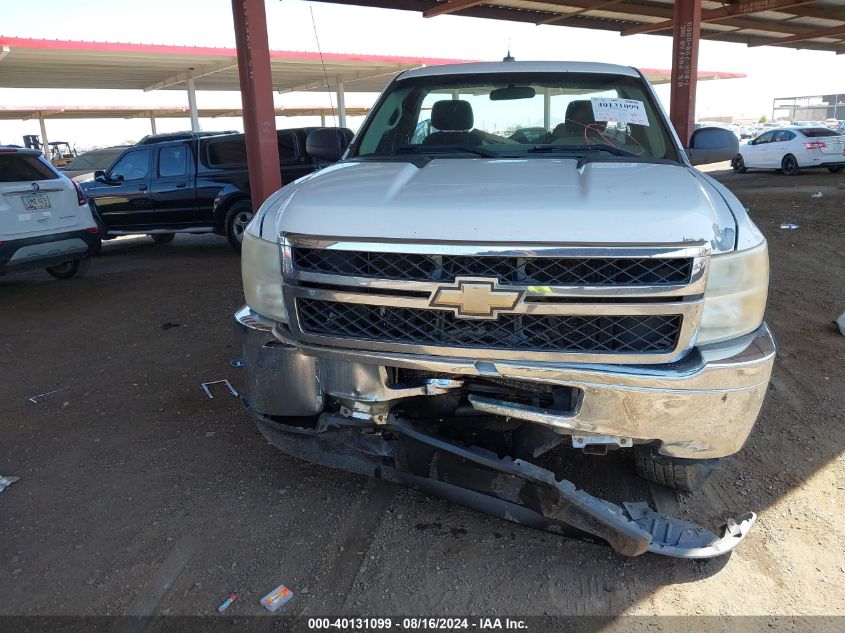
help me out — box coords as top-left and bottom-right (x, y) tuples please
(249, 403), (755, 559)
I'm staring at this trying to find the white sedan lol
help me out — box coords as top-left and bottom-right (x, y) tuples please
(732, 126), (845, 176)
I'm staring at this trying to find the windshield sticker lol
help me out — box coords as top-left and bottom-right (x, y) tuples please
(590, 98), (650, 127)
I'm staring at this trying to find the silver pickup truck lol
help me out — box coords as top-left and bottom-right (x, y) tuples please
(235, 61), (774, 558)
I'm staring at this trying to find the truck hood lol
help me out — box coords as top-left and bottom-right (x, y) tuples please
(269, 158), (737, 251)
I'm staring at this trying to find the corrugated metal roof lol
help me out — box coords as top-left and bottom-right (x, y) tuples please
(311, 0), (845, 54)
(0, 37), (471, 92)
(0, 105), (372, 120)
(0, 37), (743, 94)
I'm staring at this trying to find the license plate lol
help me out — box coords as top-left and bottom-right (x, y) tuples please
(22, 193), (50, 210)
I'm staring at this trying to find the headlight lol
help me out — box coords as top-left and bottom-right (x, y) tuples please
(697, 240), (768, 345)
(241, 231), (286, 323)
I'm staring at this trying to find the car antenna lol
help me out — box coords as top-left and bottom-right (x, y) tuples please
(503, 39), (515, 62)
(309, 5), (345, 159)
(310, 6), (338, 129)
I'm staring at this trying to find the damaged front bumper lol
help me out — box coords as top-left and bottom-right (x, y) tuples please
(235, 306), (773, 558)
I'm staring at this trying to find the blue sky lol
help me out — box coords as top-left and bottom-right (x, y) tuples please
(2, 0), (845, 148)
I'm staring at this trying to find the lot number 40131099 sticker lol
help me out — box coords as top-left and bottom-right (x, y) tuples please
(590, 97), (650, 127)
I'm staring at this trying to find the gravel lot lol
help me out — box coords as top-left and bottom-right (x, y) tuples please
(1, 168), (843, 620)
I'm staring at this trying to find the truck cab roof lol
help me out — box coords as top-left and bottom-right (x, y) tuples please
(397, 60), (642, 81)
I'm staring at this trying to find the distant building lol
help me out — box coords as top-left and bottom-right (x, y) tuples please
(773, 94), (845, 122)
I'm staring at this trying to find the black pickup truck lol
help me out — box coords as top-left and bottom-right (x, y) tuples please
(81, 128), (350, 251)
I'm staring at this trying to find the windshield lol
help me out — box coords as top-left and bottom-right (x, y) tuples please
(353, 71), (679, 162)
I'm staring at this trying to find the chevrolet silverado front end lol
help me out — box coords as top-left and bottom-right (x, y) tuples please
(235, 62), (774, 558)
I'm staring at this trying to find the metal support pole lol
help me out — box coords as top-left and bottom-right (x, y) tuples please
(149, 116), (158, 135)
(669, 0), (701, 146)
(336, 77), (347, 128)
(543, 88), (551, 131)
(38, 114), (49, 159)
(232, 0), (281, 211)
(186, 76), (200, 132)
(320, 114), (326, 127)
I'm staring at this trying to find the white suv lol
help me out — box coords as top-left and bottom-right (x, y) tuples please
(1, 147), (100, 279)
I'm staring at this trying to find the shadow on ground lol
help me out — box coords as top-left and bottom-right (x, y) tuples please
(1, 170), (843, 617)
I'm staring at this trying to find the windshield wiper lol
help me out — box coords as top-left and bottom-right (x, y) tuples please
(526, 143), (639, 158)
(397, 144), (499, 158)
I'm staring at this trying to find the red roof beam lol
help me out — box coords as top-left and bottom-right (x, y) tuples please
(621, 0), (821, 37)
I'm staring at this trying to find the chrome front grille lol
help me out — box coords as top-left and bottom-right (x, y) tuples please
(293, 248), (693, 286)
(282, 235), (709, 364)
(298, 299), (683, 354)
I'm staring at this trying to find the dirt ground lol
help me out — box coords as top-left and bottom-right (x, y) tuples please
(1, 167), (843, 622)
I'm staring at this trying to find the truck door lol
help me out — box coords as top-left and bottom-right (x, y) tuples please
(89, 147), (153, 230)
(150, 142), (198, 226)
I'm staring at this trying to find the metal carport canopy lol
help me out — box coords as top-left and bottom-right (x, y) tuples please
(0, 36), (742, 91)
(0, 37), (470, 93)
(0, 105), (372, 120)
(309, 0), (845, 54)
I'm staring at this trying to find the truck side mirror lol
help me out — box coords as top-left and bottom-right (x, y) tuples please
(306, 128), (353, 164)
(685, 127), (739, 166)
(94, 170), (107, 183)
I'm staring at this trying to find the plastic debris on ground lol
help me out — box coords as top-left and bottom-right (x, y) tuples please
(229, 358), (246, 368)
(28, 386), (70, 404)
(0, 476), (20, 494)
(780, 223), (798, 230)
(836, 312), (845, 337)
(811, 192), (823, 198)
(201, 379), (239, 399)
(260, 583), (293, 612)
(217, 593), (237, 613)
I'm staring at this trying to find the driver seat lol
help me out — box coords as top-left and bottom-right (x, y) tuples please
(423, 100), (479, 145)
(550, 99), (607, 141)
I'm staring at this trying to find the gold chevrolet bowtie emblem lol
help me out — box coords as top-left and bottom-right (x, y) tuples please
(430, 278), (523, 319)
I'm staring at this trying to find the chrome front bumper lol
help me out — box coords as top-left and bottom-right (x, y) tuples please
(235, 306), (775, 460)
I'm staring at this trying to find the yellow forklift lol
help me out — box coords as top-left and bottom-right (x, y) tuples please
(22, 135), (78, 168)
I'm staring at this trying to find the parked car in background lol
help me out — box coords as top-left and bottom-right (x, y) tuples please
(695, 121), (740, 139)
(732, 126), (845, 175)
(0, 146), (99, 278)
(509, 126), (549, 143)
(81, 127), (351, 251)
(62, 146), (129, 180)
(739, 125), (756, 139)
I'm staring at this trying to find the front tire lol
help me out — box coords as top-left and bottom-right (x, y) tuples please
(45, 257), (90, 280)
(225, 199), (253, 253)
(828, 166), (843, 174)
(634, 447), (720, 492)
(781, 154), (800, 176)
(150, 233), (175, 244)
(731, 155), (747, 174)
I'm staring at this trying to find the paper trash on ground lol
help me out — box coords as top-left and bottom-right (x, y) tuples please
(260, 584), (293, 612)
(0, 476), (20, 494)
